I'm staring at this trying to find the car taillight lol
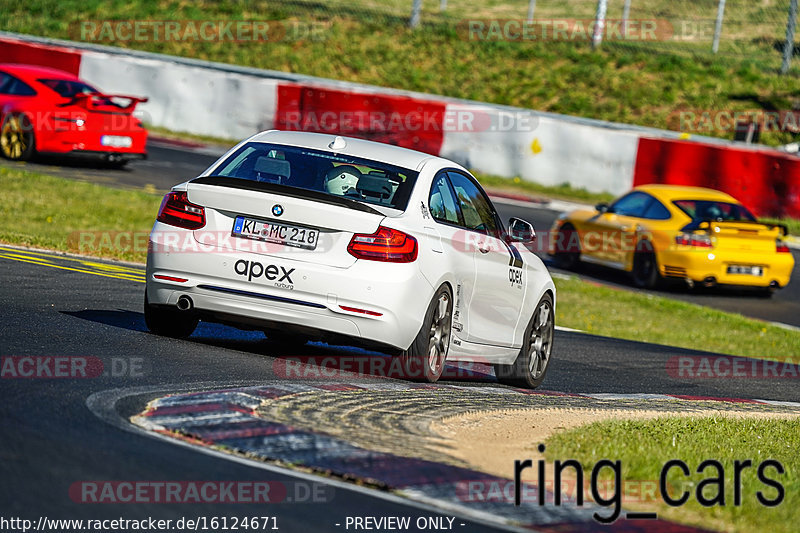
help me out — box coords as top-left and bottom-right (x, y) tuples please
(777, 239), (791, 253)
(347, 226), (418, 263)
(675, 233), (713, 248)
(157, 191), (205, 230)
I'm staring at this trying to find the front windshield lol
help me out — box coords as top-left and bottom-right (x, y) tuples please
(674, 199), (757, 222)
(38, 78), (98, 98)
(211, 142), (419, 211)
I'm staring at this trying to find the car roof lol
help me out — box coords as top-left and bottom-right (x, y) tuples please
(633, 184), (740, 204)
(0, 63), (81, 84)
(248, 130), (443, 171)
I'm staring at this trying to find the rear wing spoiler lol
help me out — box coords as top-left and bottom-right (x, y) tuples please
(58, 92), (149, 112)
(684, 219), (789, 236)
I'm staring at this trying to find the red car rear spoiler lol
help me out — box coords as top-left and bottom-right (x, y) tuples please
(59, 92), (149, 112)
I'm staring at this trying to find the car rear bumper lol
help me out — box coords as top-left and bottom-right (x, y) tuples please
(36, 127), (147, 156)
(144, 223), (432, 350)
(658, 248), (794, 288)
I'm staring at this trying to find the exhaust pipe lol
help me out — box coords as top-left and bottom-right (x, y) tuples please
(703, 276), (717, 288)
(176, 295), (193, 311)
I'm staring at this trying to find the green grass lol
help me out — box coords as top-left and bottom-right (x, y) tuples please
(2, 165), (799, 361)
(0, 165), (160, 263)
(554, 276), (800, 362)
(546, 416), (800, 532)
(4, 0), (800, 146)
(473, 172), (615, 205)
(145, 124), (237, 147)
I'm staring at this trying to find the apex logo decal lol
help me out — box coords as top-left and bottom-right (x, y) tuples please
(235, 259), (295, 284)
(509, 268), (523, 286)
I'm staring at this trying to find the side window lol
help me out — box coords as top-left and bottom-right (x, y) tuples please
(0, 73), (12, 94)
(429, 173), (460, 224)
(642, 197), (671, 220)
(609, 192), (652, 218)
(0, 74), (36, 96)
(447, 172), (498, 235)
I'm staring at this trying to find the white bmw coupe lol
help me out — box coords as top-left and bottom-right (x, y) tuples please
(145, 131), (556, 387)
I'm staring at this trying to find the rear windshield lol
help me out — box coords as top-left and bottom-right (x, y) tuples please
(673, 199), (756, 222)
(210, 142), (419, 211)
(38, 78), (98, 98)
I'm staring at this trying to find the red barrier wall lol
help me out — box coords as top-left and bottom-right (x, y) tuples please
(275, 84), (446, 156)
(634, 137), (800, 219)
(0, 37), (82, 75)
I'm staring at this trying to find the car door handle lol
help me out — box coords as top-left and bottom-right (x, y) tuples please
(478, 246), (491, 254)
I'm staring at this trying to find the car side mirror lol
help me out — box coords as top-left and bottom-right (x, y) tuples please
(507, 217), (535, 243)
(595, 202), (609, 213)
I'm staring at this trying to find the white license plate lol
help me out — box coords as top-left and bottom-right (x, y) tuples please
(101, 135), (132, 148)
(232, 217), (319, 250)
(727, 265), (763, 276)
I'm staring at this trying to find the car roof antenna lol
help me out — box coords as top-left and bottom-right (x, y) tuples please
(328, 136), (347, 150)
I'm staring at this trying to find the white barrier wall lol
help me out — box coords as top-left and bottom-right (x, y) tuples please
(439, 104), (639, 195)
(79, 51), (278, 140)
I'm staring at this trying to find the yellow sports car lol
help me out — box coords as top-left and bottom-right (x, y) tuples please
(548, 185), (794, 292)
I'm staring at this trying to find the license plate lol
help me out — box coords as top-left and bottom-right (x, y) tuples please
(101, 135), (132, 148)
(232, 217), (319, 250)
(727, 265), (763, 276)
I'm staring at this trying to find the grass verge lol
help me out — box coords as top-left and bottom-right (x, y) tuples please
(1, 165), (799, 360)
(553, 276), (800, 362)
(0, 165), (160, 263)
(472, 171), (614, 205)
(546, 416), (800, 533)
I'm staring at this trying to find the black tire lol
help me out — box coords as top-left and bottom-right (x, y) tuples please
(106, 159), (129, 170)
(756, 286), (777, 299)
(0, 113), (35, 161)
(494, 293), (554, 389)
(144, 292), (198, 338)
(553, 224), (581, 270)
(631, 240), (661, 289)
(400, 284), (453, 383)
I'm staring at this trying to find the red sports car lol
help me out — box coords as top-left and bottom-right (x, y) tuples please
(0, 64), (148, 166)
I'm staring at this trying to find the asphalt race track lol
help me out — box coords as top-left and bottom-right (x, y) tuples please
(2, 138), (800, 530)
(1, 241), (798, 530)
(2, 137), (799, 326)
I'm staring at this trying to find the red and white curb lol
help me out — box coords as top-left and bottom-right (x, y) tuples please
(130, 382), (791, 532)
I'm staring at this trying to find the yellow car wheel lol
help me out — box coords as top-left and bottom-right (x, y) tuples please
(553, 224), (581, 270)
(631, 241), (661, 289)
